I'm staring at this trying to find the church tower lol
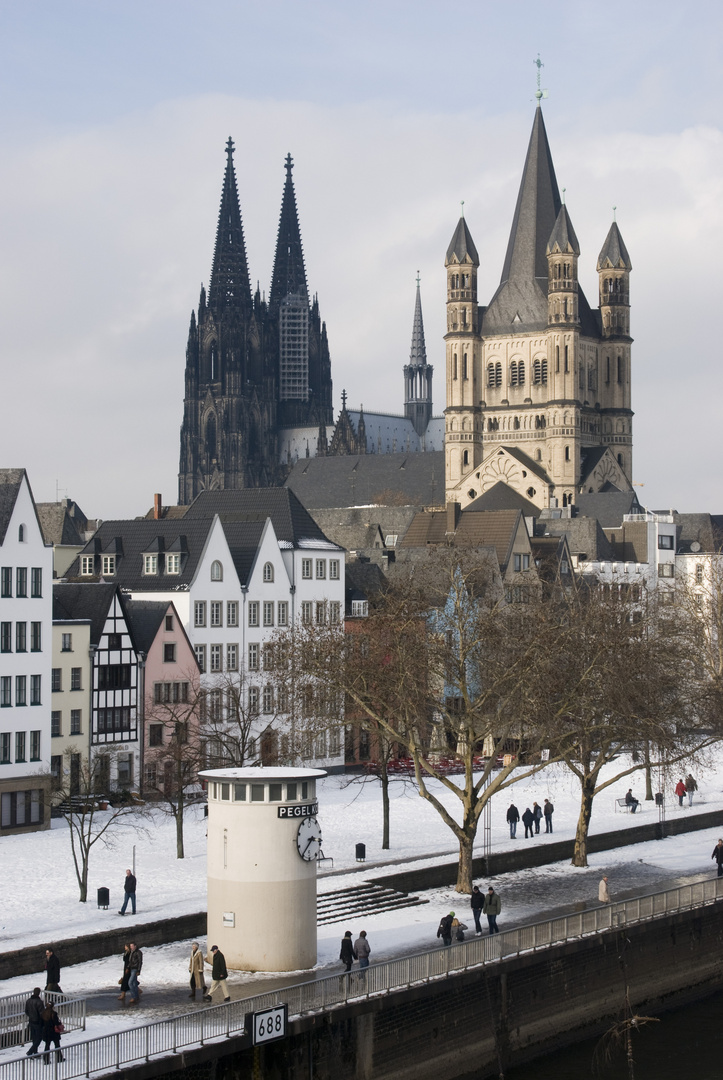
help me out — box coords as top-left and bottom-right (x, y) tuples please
(404, 277), (434, 438)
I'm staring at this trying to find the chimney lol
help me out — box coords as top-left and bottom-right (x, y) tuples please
(446, 501), (461, 534)
(153, 494), (163, 520)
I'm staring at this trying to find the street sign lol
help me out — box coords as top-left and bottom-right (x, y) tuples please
(247, 1004), (288, 1045)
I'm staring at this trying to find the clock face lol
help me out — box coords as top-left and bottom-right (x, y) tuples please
(296, 816), (323, 861)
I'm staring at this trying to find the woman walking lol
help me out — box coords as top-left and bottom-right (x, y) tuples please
(41, 1000), (63, 1063)
(118, 944), (131, 1003)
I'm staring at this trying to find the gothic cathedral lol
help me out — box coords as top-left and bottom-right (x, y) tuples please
(178, 141), (333, 504)
(444, 103), (633, 511)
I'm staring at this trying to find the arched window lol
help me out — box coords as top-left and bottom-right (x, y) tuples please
(495, 362), (502, 387)
(263, 562), (274, 583)
(533, 359), (541, 385)
(564, 446), (570, 462)
(541, 359), (548, 384)
(206, 413), (217, 460)
(463, 450), (469, 467)
(536, 449), (542, 461)
(518, 360), (525, 385)
(487, 362), (495, 387)
(514, 417), (520, 430)
(18, 524), (26, 543)
(510, 360), (518, 387)
(210, 560), (223, 581)
(453, 354), (458, 380)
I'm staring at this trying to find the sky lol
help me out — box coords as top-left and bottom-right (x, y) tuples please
(0, 1), (721, 519)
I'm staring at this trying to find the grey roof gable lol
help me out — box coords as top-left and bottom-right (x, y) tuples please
(285, 452), (445, 510)
(183, 488), (332, 545)
(53, 582), (121, 646)
(0, 469), (25, 545)
(445, 216), (479, 265)
(597, 221), (632, 271)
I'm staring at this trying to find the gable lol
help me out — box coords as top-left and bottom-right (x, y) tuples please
(578, 447), (632, 495)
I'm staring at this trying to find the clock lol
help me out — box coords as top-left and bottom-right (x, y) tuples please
(296, 816), (323, 861)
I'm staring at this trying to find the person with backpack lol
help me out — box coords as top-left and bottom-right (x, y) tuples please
(451, 915), (468, 942)
(437, 911), (454, 946)
(543, 799), (554, 833)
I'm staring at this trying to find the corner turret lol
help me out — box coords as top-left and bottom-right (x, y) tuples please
(597, 220), (632, 339)
(547, 203), (580, 327)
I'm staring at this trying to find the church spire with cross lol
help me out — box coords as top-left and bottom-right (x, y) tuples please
(208, 137), (253, 314)
(404, 274), (434, 437)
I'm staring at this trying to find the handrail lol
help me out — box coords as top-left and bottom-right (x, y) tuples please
(1, 877), (720, 1080)
(0, 994), (86, 1038)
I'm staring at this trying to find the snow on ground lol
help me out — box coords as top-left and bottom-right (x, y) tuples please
(1, 754), (722, 1061)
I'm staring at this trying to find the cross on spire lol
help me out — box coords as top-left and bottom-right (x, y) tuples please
(534, 54), (548, 104)
(285, 152), (294, 175)
(341, 388), (347, 409)
(416, 271), (421, 288)
(226, 136), (235, 159)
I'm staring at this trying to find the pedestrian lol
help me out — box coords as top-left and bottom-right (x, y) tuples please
(126, 942), (143, 1006)
(451, 915), (468, 941)
(506, 803), (520, 839)
(354, 931), (371, 969)
(483, 887), (501, 934)
(118, 869), (137, 915)
(711, 839), (723, 877)
(599, 876), (611, 903)
(117, 944), (131, 1002)
(674, 779), (686, 807)
(686, 774), (698, 807)
(471, 885), (484, 935)
(203, 945), (230, 1002)
(189, 941), (206, 999)
(44, 948), (62, 994)
(339, 930), (356, 972)
(522, 807), (535, 839)
(625, 789), (639, 813)
(543, 798), (554, 833)
(437, 911), (455, 947)
(40, 1000), (63, 1064)
(532, 802), (542, 835)
(24, 988), (44, 1056)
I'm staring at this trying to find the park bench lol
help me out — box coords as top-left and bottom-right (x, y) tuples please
(615, 797), (638, 812)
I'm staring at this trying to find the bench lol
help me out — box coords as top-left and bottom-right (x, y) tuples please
(615, 797), (638, 813)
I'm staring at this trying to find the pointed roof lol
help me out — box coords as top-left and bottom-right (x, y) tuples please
(0, 469), (26, 545)
(207, 138), (253, 313)
(597, 220), (632, 271)
(408, 279), (428, 368)
(547, 204), (580, 255)
(269, 153), (308, 307)
(445, 216), (479, 265)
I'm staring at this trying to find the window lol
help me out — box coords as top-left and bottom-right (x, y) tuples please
(15, 622), (26, 652)
(234, 783), (247, 801)
(166, 553), (180, 575)
(30, 675), (42, 705)
(117, 755), (134, 787)
(316, 559), (326, 579)
(194, 644), (206, 672)
(227, 643), (238, 671)
(144, 763), (157, 788)
(30, 622), (41, 652)
(52, 668), (61, 692)
(194, 601), (207, 627)
(164, 642), (176, 663)
(248, 686), (259, 713)
(71, 668), (82, 691)
(210, 644), (222, 672)
(248, 602), (259, 627)
(316, 602), (326, 625)
(0, 732), (9, 761)
(263, 602), (274, 627)
(513, 554), (530, 572)
(70, 710), (81, 735)
(143, 554), (158, 575)
(108, 633), (122, 650)
(262, 643), (275, 670)
(301, 601), (312, 624)
(18, 524), (26, 542)
(351, 600), (368, 617)
(101, 555), (116, 576)
(227, 601), (238, 627)
(210, 601), (222, 627)
(16, 567), (27, 597)
(15, 731), (26, 761)
(164, 614), (174, 632)
(330, 601), (341, 625)
(263, 686), (274, 714)
(248, 643), (259, 670)
(80, 555), (94, 576)
(696, 564), (704, 585)
(330, 559), (340, 581)
(210, 560), (223, 581)
(27, 729), (40, 762)
(263, 562), (274, 583)
(658, 535), (674, 550)
(51, 756), (62, 787)
(301, 558), (312, 580)
(0, 623), (10, 652)
(278, 601), (288, 626)
(1, 567), (11, 597)
(149, 724), (164, 747)
(15, 676), (26, 705)
(658, 564), (675, 578)
(61, 632), (72, 652)
(31, 568), (42, 597)
(51, 711), (62, 737)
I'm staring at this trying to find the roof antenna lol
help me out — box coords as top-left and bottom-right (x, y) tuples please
(533, 54), (548, 104)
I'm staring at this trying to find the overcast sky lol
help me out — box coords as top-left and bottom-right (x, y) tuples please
(0, 1), (721, 519)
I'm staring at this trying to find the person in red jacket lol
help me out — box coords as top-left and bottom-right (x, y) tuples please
(675, 779), (686, 807)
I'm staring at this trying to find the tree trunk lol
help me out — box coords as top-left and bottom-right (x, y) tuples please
(380, 760), (390, 850)
(644, 741), (654, 800)
(572, 782), (595, 867)
(79, 854), (89, 902)
(456, 832), (474, 893)
(176, 799), (185, 859)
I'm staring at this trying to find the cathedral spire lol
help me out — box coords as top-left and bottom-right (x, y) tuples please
(409, 273), (427, 366)
(405, 276), (434, 438)
(208, 137), (253, 314)
(269, 153), (308, 308)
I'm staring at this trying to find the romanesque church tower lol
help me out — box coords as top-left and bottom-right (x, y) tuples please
(444, 104), (633, 511)
(178, 142), (333, 504)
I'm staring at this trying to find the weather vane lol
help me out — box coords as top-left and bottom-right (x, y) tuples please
(534, 54), (548, 104)
(460, 199), (465, 218)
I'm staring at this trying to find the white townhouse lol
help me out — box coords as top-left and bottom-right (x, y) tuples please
(65, 489), (346, 771)
(0, 470), (53, 834)
(578, 510), (677, 604)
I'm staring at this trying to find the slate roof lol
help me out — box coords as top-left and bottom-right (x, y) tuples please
(674, 513), (721, 554)
(53, 582), (120, 645)
(597, 221), (632, 271)
(285, 453), (445, 510)
(345, 559), (388, 605)
(182, 488), (331, 544)
(547, 204), (580, 255)
(0, 469), (25, 545)
(308, 506), (421, 554)
(123, 600), (171, 655)
(401, 507), (525, 572)
(535, 515), (615, 562)
(466, 482), (540, 517)
(36, 502), (86, 546)
(445, 216), (479, 265)
(574, 491), (643, 529)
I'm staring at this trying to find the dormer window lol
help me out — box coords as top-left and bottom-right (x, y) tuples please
(102, 555), (116, 576)
(263, 562), (274, 583)
(80, 555), (94, 576)
(166, 553), (180, 575)
(211, 560), (223, 581)
(144, 554), (158, 575)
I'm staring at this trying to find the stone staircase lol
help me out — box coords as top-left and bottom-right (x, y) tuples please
(317, 882), (429, 925)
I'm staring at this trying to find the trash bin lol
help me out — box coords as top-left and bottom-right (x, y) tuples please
(655, 792), (664, 806)
(97, 887), (110, 909)
(355, 843), (366, 862)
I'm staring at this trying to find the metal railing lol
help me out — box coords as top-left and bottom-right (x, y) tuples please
(0, 994), (86, 1041)
(1, 877), (720, 1080)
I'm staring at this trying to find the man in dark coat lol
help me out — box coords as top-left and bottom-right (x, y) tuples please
(471, 886), (484, 935)
(522, 807), (535, 839)
(44, 948), (62, 993)
(506, 803), (520, 839)
(204, 945), (230, 1001)
(339, 930), (357, 971)
(119, 869), (137, 915)
(712, 839), (723, 877)
(24, 988), (44, 1055)
(437, 912), (454, 947)
(543, 799), (554, 833)
(483, 888), (501, 934)
(127, 942), (143, 1005)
